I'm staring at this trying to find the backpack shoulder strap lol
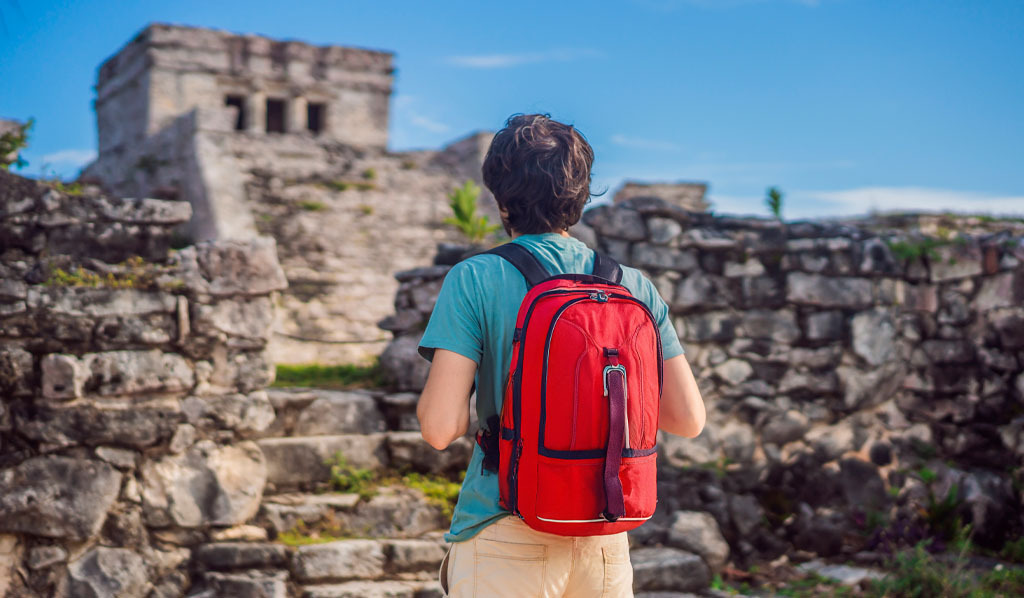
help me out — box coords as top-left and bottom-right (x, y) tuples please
(592, 251), (624, 284)
(484, 243), (549, 288)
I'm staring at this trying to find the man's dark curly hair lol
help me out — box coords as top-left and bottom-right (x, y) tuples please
(482, 114), (596, 235)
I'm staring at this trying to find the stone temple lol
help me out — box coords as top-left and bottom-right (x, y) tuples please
(81, 24), (497, 364)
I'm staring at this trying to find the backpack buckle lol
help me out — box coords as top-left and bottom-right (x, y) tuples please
(602, 365), (626, 397)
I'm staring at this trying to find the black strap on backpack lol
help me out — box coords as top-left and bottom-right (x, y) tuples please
(592, 251), (624, 284)
(484, 243), (549, 288)
(484, 243), (623, 288)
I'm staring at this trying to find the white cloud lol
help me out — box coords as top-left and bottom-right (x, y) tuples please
(39, 148), (96, 168)
(409, 114), (450, 133)
(392, 95), (450, 134)
(707, 186), (1024, 219)
(610, 134), (682, 152)
(803, 186), (1024, 218)
(446, 48), (602, 69)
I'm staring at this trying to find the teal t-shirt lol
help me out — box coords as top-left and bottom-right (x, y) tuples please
(418, 233), (685, 542)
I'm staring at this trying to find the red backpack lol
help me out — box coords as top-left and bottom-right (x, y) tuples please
(477, 243), (663, 536)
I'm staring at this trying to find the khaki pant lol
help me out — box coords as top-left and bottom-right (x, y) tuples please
(439, 516), (634, 597)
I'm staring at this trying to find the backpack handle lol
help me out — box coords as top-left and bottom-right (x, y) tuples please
(485, 243), (623, 288)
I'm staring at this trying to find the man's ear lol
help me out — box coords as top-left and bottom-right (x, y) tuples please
(498, 205), (513, 236)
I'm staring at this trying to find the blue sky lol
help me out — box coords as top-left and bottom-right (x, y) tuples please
(1, 0), (1021, 218)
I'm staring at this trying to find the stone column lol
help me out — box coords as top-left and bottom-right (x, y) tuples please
(247, 92), (266, 134)
(290, 96), (308, 134)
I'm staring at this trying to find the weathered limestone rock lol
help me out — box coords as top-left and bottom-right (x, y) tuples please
(0, 457), (121, 540)
(192, 296), (275, 344)
(294, 391), (386, 436)
(291, 539), (386, 582)
(582, 206), (647, 241)
(64, 546), (149, 598)
(257, 434), (388, 487)
(27, 544), (67, 569)
(27, 287), (177, 317)
(632, 244), (698, 272)
(786, 273), (873, 308)
(384, 538), (447, 573)
(647, 217), (682, 244)
(666, 511), (730, 573)
(201, 571), (288, 598)
(182, 391), (276, 436)
(379, 334), (430, 392)
(839, 458), (887, 510)
(178, 236), (288, 296)
(0, 345), (33, 396)
(42, 350), (195, 399)
(929, 244), (983, 282)
(631, 547), (711, 593)
(141, 440), (266, 527)
(194, 542), (289, 570)
(851, 309), (897, 366)
(712, 359), (753, 386)
(760, 410), (810, 446)
(301, 580), (423, 598)
(741, 309), (800, 343)
(387, 432), (473, 475)
(804, 310), (844, 341)
(17, 398), (181, 448)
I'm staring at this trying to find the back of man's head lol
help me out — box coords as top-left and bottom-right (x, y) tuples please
(482, 114), (595, 235)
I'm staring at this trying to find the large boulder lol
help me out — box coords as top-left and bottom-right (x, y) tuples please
(0, 457), (121, 540)
(141, 440), (266, 528)
(64, 546), (149, 598)
(665, 511), (730, 573)
(630, 547), (710, 593)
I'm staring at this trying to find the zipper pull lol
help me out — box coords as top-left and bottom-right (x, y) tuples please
(589, 291), (609, 303)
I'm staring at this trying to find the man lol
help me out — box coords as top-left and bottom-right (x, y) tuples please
(417, 113), (706, 597)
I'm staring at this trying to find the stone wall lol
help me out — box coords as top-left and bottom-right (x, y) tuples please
(379, 197), (1024, 565)
(0, 171), (288, 596)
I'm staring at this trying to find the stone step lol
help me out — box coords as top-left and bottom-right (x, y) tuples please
(260, 487), (449, 539)
(301, 580), (442, 598)
(290, 537), (447, 583)
(257, 432), (473, 492)
(265, 387), (422, 436)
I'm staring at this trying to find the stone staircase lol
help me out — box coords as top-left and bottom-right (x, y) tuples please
(184, 386), (713, 597)
(184, 386), (471, 598)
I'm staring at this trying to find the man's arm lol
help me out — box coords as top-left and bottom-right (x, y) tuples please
(659, 354), (706, 438)
(416, 349), (477, 450)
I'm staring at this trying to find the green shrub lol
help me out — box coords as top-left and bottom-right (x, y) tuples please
(444, 180), (501, 244)
(765, 186), (784, 220)
(362, 168), (376, 180)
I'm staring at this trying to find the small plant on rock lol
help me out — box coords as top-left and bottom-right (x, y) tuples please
(326, 451), (377, 500)
(765, 186), (784, 220)
(444, 180), (501, 244)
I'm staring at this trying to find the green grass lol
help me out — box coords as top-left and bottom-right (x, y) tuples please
(275, 517), (353, 546)
(272, 362), (384, 389)
(298, 199), (327, 211)
(402, 472), (462, 518)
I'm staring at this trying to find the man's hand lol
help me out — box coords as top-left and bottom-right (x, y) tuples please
(417, 349), (477, 450)
(659, 354), (706, 438)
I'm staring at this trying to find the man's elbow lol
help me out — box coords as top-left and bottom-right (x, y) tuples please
(419, 426), (454, 451)
(416, 410), (455, 450)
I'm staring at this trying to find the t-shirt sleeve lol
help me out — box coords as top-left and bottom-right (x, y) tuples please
(637, 275), (685, 361)
(417, 261), (484, 365)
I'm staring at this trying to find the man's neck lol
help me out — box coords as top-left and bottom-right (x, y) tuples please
(510, 229), (571, 240)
